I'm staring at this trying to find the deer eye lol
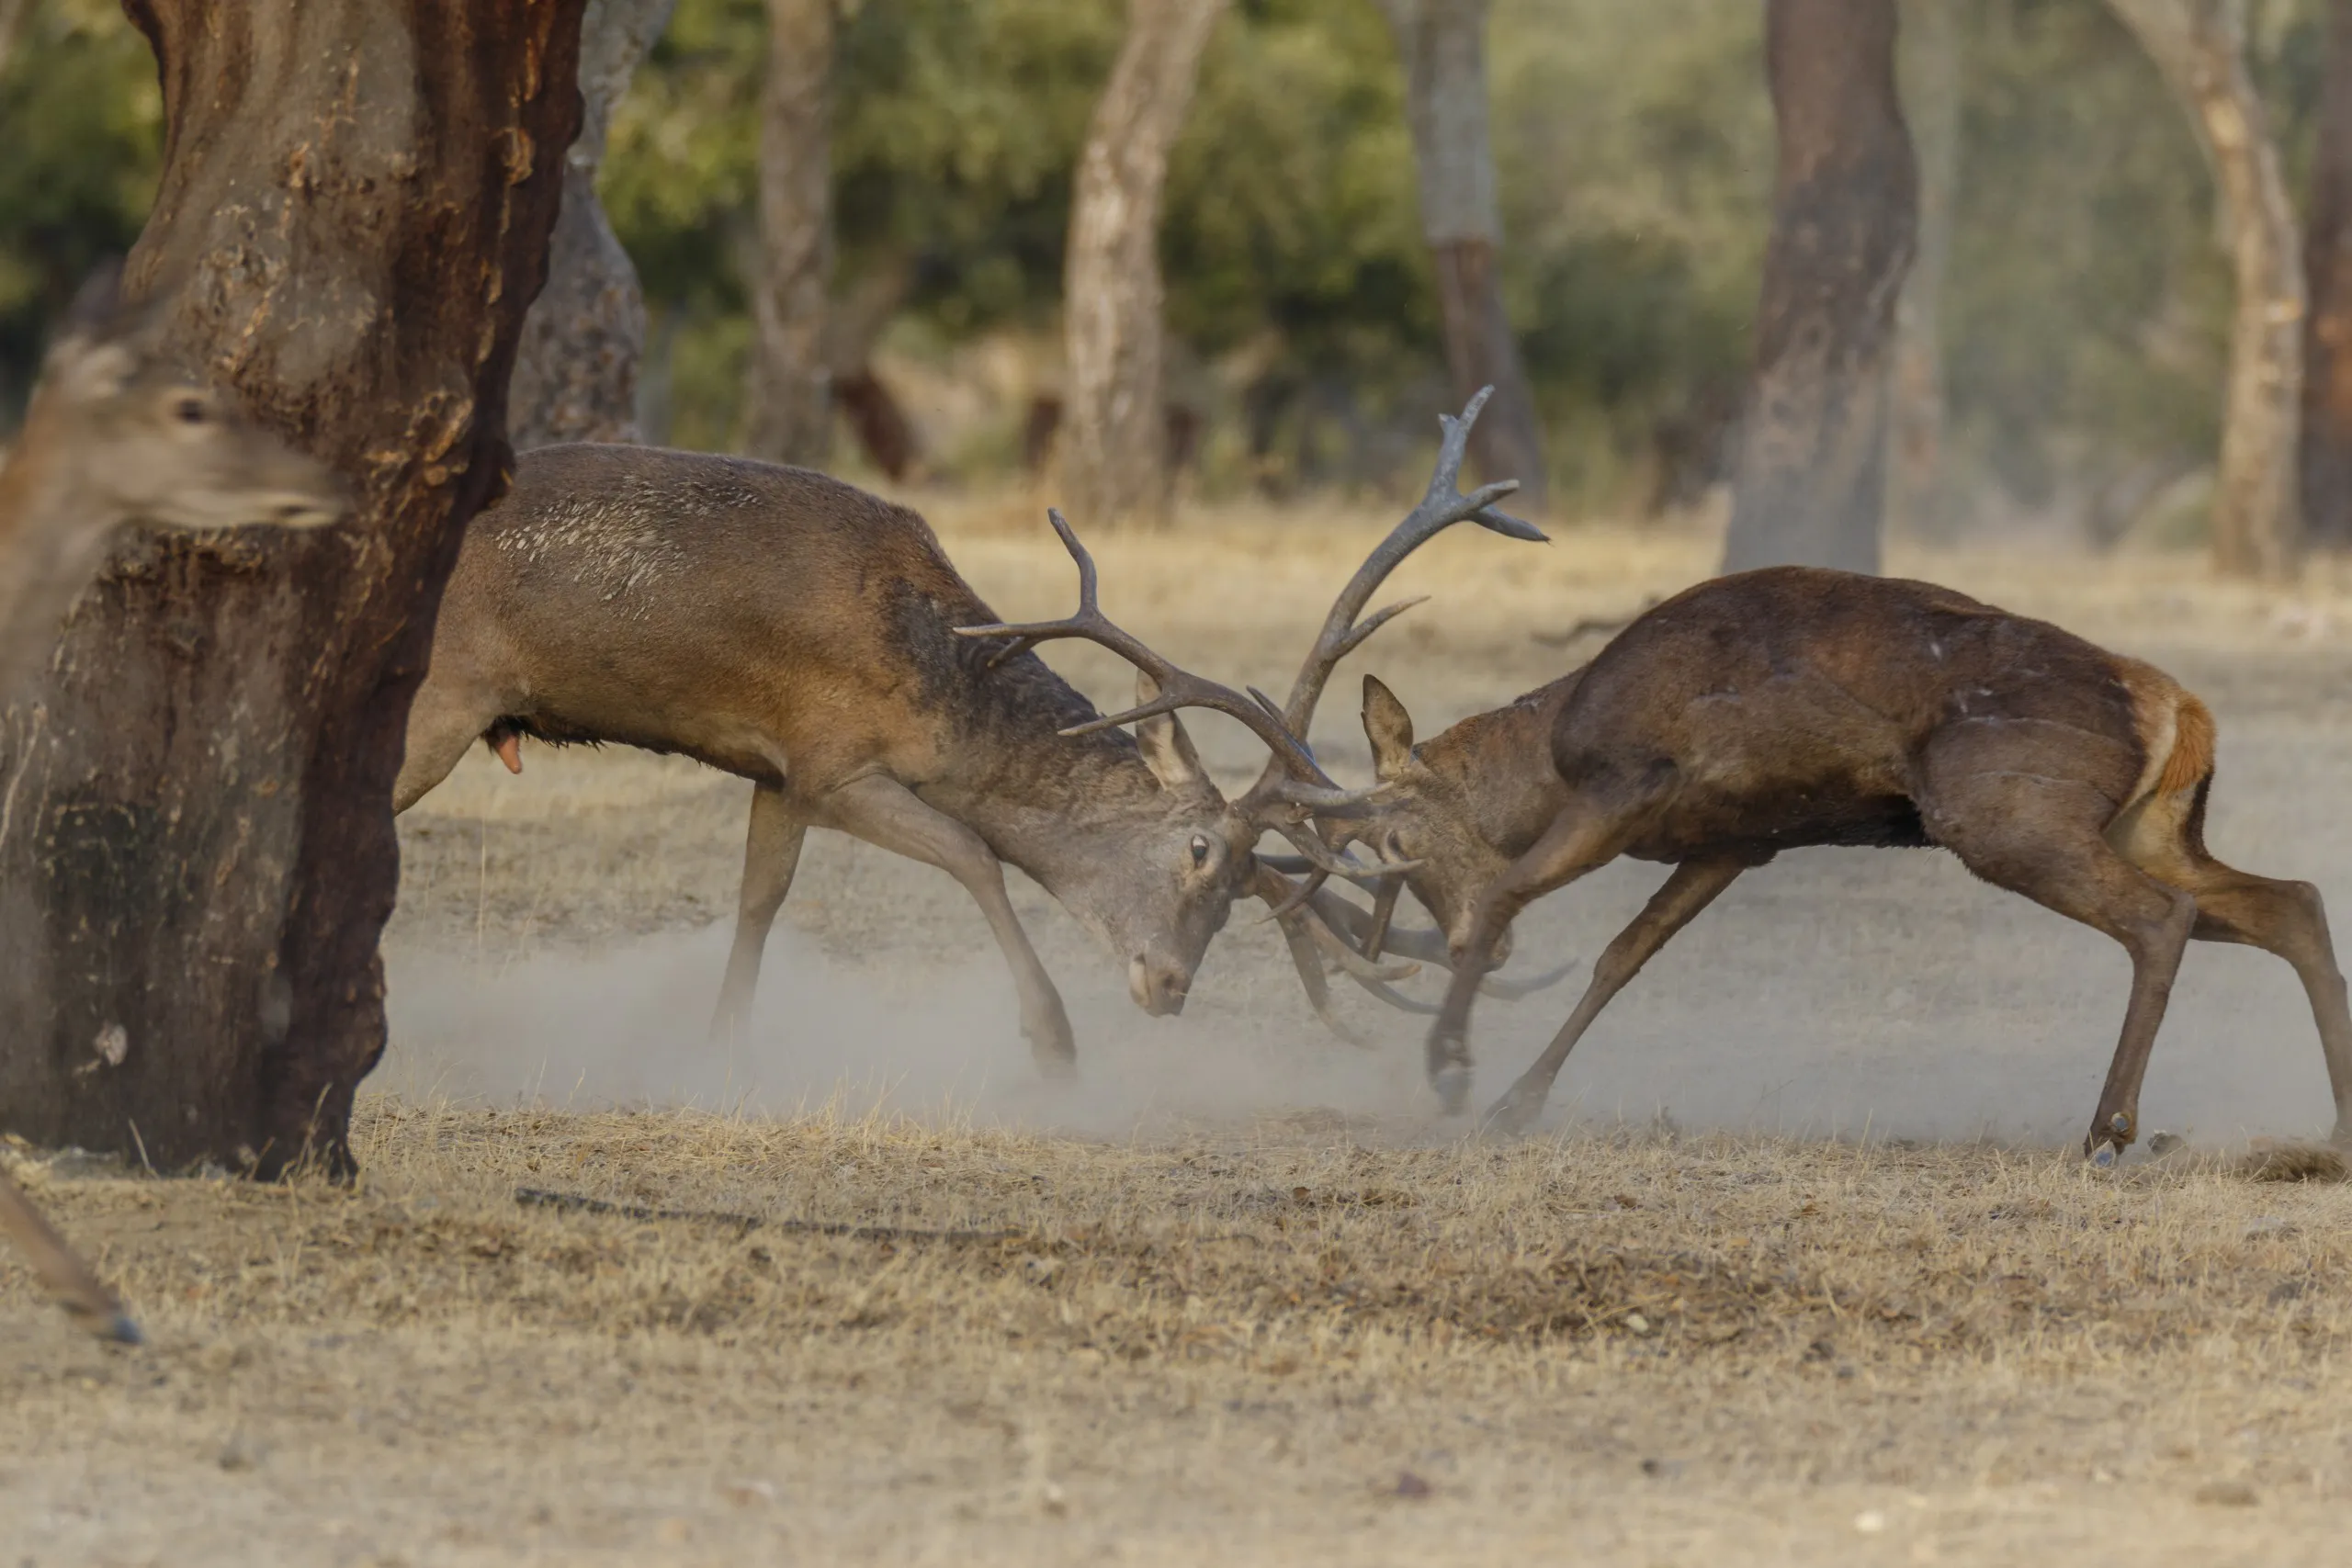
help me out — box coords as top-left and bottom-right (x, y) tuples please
(1188, 834), (1211, 867)
(172, 395), (209, 425)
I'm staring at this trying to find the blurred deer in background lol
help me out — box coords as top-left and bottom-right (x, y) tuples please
(0, 265), (347, 1342)
(1320, 567), (2352, 1165)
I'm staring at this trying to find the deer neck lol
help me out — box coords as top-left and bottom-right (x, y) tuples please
(1419, 671), (1584, 860)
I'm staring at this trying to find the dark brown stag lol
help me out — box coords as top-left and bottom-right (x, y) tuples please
(1330, 569), (2352, 1164)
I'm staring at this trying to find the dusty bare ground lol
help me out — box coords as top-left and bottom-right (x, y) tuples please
(13, 502), (2352, 1564)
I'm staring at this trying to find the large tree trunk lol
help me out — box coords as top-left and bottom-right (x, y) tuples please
(0, 2), (582, 1177)
(1061, 0), (1227, 527)
(1889, 0), (1960, 542)
(2301, 0), (2352, 551)
(509, 0), (673, 449)
(742, 0), (833, 467)
(1376, 0), (1546, 509)
(2110, 0), (2303, 577)
(1719, 0), (1918, 577)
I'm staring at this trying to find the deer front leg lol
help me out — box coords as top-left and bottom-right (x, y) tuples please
(0, 1171), (139, 1344)
(710, 779), (809, 1037)
(1484, 854), (1749, 1136)
(819, 773), (1077, 1074)
(1427, 804), (1626, 1115)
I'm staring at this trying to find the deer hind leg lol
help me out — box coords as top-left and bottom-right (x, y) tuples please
(1428, 798), (1632, 1115)
(709, 779), (809, 1038)
(1483, 854), (1751, 1136)
(1926, 770), (2197, 1165)
(818, 773), (1076, 1074)
(2110, 790), (2352, 1145)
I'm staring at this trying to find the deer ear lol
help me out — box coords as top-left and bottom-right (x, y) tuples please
(1133, 671), (1207, 793)
(1363, 674), (1415, 779)
(43, 260), (142, 399)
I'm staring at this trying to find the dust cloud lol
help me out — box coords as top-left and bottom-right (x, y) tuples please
(380, 811), (2344, 1153)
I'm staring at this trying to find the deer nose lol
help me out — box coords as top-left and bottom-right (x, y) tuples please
(1450, 927), (1512, 972)
(1127, 953), (1190, 1018)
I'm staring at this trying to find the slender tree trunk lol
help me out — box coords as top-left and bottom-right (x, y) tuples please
(1720, 0), (1917, 576)
(1889, 0), (1960, 541)
(0, 1), (582, 1176)
(0, 0), (31, 85)
(2110, 0), (2303, 577)
(1061, 0), (1227, 527)
(509, 0), (673, 449)
(1376, 0), (1546, 508)
(825, 254), (915, 478)
(743, 0), (833, 466)
(2301, 0), (2352, 550)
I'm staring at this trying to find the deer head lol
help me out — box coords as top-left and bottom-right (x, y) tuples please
(16, 264), (347, 538)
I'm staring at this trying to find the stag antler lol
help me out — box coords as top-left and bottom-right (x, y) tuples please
(954, 508), (1376, 809)
(1234, 386), (1544, 824)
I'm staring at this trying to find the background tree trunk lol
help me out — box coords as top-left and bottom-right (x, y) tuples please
(1719, 0), (1917, 576)
(0, 0), (30, 85)
(2110, 0), (2303, 577)
(1060, 0), (1227, 527)
(1889, 0), (1960, 542)
(2301, 0), (2352, 551)
(1376, 0), (1546, 509)
(509, 0), (673, 450)
(742, 0), (833, 467)
(0, 1), (582, 1176)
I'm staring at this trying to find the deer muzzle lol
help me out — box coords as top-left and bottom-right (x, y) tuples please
(1128, 953), (1191, 1017)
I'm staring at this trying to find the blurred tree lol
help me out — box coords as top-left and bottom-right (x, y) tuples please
(1374, 0), (1545, 506)
(1720, 0), (1917, 575)
(2303, 0), (2352, 549)
(1062, 0), (1227, 525)
(0, 0), (28, 79)
(743, 0), (834, 465)
(2109, 0), (2303, 577)
(511, 0), (676, 448)
(1890, 0), (1961, 540)
(0, 1), (581, 1176)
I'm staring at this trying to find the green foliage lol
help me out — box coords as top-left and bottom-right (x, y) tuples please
(0, 0), (2328, 526)
(0, 0), (161, 416)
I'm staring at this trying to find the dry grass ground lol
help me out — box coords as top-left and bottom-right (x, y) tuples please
(13, 499), (2352, 1564)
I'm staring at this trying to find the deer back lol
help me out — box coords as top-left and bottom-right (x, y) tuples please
(445, 444), (1150, 803)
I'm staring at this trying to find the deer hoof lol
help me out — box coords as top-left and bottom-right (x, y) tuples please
(1480, 1088), (1540, 1138)
(2087, 1140), (2120, 1170)
(1431, 1065), (1472, 1117)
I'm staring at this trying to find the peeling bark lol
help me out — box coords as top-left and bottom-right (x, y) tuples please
(1377, 0), (1546, 508)
(1061, 0), (1227, 526)
(0, 1), (583, 1175)
(743, 0), (833, 467)
(2110, 0), (2304, 577)
(1720, 0), (1918, 576)
(509, 0), (673, 449)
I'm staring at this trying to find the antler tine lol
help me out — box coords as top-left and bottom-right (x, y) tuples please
(955, 509), (1340, 788)
(1240, 388), (1549, 815)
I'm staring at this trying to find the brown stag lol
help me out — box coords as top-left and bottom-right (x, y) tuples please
(1321, 567), (2352, 1164)
(1, 265), (346, 1342)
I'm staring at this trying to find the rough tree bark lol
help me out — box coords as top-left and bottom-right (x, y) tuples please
(1719, 0), (1917, 577)
(1375, 0), (1546, 509)
(2301, 0), (2352, 550)
(1061, 0), (1227, 526)
(509, 0), (673, 449)
(742, 0), (833, 466)
(2110, 0), (2303, 577)
(0, 2), (582, 1176)
(1889, 0), (1959, 541)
